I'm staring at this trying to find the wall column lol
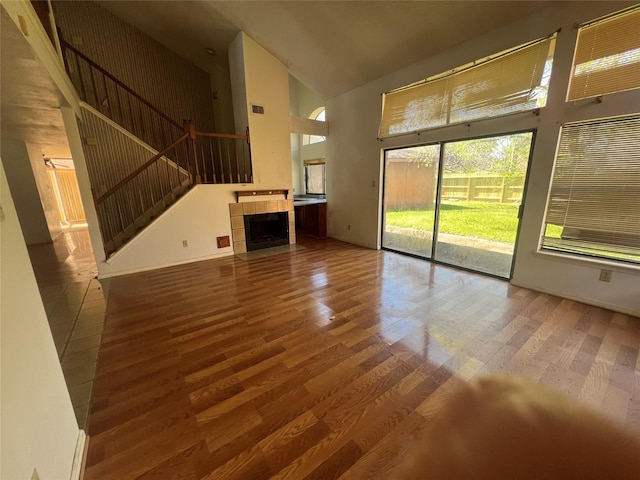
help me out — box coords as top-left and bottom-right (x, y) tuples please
(1, 139), (54, 244)
(61, 106), (106, 268)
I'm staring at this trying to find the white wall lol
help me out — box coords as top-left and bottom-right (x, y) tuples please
(326, 1), (640, 314)
(99, 185), (235, 277)
(0, 159), (80, 480)
(1, 139), (54, 244)
(236, 32), (292, 189)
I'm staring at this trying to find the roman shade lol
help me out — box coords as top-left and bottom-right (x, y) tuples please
(541, 114), (640, 264)
(379, 36), (556, 138)
(567, 6), (640, 101)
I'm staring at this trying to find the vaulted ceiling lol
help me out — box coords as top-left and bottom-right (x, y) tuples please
(0, 0), (567, 159)
(97, 1), (561, 99)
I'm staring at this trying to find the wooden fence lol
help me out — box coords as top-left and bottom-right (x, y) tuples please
(441, 174), (525, 203)
(385, 160), (524, 208)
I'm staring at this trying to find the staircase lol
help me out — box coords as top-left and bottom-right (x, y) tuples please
(60, 40), (252, 257)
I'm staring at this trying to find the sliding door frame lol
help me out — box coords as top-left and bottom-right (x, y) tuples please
(380, 128), (538, 280)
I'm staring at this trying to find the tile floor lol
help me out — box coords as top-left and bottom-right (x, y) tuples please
(27, 227), (107, 429)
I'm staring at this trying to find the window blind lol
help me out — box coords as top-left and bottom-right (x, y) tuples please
(379, 36), (555, 138)
(541, 115), (640, 264)
(568, 7), (640, 101)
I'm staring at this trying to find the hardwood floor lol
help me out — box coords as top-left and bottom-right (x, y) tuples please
(85, 235), (640, 479)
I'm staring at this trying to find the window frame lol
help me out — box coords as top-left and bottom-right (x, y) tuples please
(302, 107), (326, 145)
(304, 158), (326, 196)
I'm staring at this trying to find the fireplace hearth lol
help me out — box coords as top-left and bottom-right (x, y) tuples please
(244, 212), (289, 251)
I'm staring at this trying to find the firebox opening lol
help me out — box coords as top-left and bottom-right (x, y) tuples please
(244, 212), (289, 251)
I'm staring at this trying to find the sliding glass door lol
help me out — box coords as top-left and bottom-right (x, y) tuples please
(382, 145), (440, 258)
(382, 132), (534, 278)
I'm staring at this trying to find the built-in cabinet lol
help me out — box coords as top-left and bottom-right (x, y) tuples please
(294, 200), (326, 237)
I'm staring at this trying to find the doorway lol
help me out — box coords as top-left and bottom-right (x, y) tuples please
(46, 158), (87, 229)
(381, 131), (534, 278)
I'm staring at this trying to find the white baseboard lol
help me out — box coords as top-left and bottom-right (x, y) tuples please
(70, 430), (87, 480)
(509, 279), (638, 316)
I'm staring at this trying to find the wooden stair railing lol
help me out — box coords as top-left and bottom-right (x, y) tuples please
(93, 132), (191, 256)
(93, 125), (251, 257)
(60, 37), (253, 187)
(60, 39), (183, 154)
(58, 37), (253, 255)
(194, 129), (252, 184)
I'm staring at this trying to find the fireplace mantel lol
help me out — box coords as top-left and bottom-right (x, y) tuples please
(235, 189), (289, 202)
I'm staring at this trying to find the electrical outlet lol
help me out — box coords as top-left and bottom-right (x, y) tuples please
(599, 269), (612, 282)
(182, 240), (188, 248)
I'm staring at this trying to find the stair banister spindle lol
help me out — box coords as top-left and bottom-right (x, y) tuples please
(226, 140), (232, 184)
(114, 78), (123, 125)
(200, 138), (207, 183)
(186, 122), (201, 184)
(216, 137), (223, 183)
(173, 146), (181, 188)
(235, 140), (240, 182)
(208, 137), (216, 183)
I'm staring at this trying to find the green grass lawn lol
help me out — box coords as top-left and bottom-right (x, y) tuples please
(386, 201), (522, 243)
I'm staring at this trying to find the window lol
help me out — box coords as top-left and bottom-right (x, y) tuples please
(378, 35), (556, 138)
(541, 114), (640, 265)
(568, 6), (640, 101)
(304, 159), (326, 195)
(303, 107), (326, 145)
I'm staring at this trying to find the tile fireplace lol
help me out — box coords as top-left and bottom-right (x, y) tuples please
(229, 198), (295, 254)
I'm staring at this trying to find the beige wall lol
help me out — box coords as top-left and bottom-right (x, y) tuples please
(231, 32), (291, 189)
(229, 33), (249, 138)
(0, 159), (80, 480)
(52, 1), (215, 132)
(27, 142), (62, 238)
(325, 1), (640, 314)
(1, 139), (56, 244)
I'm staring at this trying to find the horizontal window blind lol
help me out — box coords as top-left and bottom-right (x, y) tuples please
(379, 36), (555, 138)
(541, 114), (640, 264)
(568, 7), (640, 101)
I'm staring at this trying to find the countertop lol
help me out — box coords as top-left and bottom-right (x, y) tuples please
(293, 198), (327, 207)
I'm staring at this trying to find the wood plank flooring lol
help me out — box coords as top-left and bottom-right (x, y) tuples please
(85, 235), (640, 479)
